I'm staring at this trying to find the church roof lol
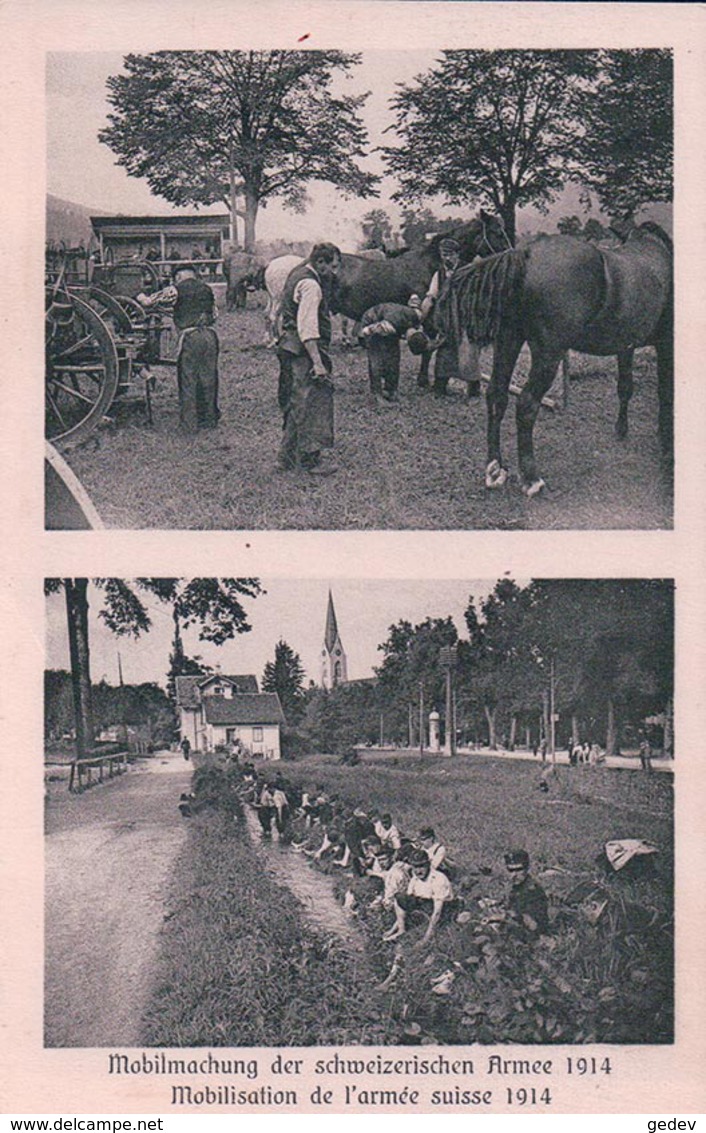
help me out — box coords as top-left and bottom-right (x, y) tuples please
(324, 590), (341, 652)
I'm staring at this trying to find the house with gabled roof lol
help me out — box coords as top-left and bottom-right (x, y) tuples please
(175, 671), (285, 760)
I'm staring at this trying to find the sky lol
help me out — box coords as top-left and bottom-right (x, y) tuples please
(46, 50), (442, 250)
(44, 577), (518, 690)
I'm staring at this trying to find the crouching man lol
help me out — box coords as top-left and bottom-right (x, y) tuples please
(504, 849), (550, 937)
(383, 847), (458, 944)
(358, 295), (429, 403)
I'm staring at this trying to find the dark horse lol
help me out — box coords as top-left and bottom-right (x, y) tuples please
(331, 211), (511, 320)
(448, 222), (673, 495)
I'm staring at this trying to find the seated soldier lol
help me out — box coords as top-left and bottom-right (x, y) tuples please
(418, 826), (447, 870)
(343, 806), (376, 875)
(375, 812), (402, 850)
(358, 295), (429, 403)
(383, 847), (457, 944)
(504, 849), (550, 937)
(367, 845), (412, 909)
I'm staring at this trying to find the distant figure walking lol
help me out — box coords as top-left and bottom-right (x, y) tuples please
(180, 737), (191, 761)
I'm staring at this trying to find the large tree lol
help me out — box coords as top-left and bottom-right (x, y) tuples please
(527, 579), (674, 754)
(384, 50), (597, 243)
(359, 208), (394, 250)
(572, 49), (673, 216)
(45, 579), (261, 758)
(100, 51), (378, 250)
(375, 616), (459, 744)
(262, 639), (306, 724)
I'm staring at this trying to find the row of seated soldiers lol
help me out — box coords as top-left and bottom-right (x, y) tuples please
(236, 766), (550, 945)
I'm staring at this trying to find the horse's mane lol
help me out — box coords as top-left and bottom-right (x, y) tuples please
(636, 221), (673, 252)
(447, 248), (528, 345)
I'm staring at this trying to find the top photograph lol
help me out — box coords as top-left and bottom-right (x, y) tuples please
(45, 48), (673, 531)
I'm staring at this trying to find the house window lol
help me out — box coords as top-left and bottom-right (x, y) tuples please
(253, 727), (263, 742)
(212, 684), (224, 697)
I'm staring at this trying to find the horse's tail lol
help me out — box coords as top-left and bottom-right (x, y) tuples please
(450, 248), (528, 345)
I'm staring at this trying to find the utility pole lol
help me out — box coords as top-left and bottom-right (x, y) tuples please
(549, 655), (557, 764)
(439, 644), (458, 757)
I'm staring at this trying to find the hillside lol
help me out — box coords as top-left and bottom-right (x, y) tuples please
(518, 182), (672, 238)
(46, 194), (108, 247)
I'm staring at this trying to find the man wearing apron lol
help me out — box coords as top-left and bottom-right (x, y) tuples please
(277, 243), (341, 475)
(138, 264), (219, 431)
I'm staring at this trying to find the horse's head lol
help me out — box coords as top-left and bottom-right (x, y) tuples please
(432, 212), (512, 264)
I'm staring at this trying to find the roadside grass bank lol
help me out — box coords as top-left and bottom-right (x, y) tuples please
(141, 768), (388, 1047)
(280, 753), (673, 1044)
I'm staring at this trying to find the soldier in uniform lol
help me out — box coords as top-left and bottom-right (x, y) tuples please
(276, 243), (341, 475)
(504, 849), (550, 936)
(137, 264), (219, 431)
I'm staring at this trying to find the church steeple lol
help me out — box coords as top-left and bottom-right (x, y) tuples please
(321, 590), (347, 689)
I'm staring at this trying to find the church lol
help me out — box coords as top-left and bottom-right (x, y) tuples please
(321, 590), (348, 689)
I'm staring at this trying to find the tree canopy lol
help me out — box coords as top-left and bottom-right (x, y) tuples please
(262, 639), (307, 724)
(100, 51), (379, 250)
(45, 578), (261, 757)
(384, 50), (597, 242)
(572, 49), (673, 216)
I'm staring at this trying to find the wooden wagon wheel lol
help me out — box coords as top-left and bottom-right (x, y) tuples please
(45, 289), (119, 446)
(86, 285), (134, 334)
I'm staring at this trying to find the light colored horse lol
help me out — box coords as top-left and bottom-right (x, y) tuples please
(263, 255), (304, 346)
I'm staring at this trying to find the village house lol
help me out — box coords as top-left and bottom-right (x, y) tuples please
(175, 672), (285, 761)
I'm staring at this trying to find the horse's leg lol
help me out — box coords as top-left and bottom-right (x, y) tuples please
(516, 345), (564, 496)
(417, 350), (431, 388)
(655, 330), (674, 455)
(485, 329), (523, 489)
(561, 351), (570, 411)
(615, 348), (635, 439)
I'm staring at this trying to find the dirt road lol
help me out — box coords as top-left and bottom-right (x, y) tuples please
(44, 750), (192, 1047)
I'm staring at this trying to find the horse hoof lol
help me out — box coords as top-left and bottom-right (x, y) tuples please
(522, 478), (546, 498)
(485, 461), (508, 489)
(615, 423), (628, 440)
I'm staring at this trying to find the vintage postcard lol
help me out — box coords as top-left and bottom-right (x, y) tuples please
(1, 0), (705, 1120)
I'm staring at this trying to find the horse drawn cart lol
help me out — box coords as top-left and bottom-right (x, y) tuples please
(45, 248), (174, 447)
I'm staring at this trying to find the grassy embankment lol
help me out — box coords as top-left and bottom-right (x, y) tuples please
(65, 302), (672, 531)
(142, 767), (386, 1047)
(144, 753), (673, 1046)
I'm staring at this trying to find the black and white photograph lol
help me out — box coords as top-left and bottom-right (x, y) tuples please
(44, 578), (674, 1050)
(45, 47), (673, 531)
(2, 0), (705, 1119)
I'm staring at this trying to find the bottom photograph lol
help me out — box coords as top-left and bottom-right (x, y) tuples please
(44, 577), (674, 1049)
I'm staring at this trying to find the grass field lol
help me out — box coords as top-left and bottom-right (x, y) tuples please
(63, 294), (672, 530)
(145, 753), (673, 1047)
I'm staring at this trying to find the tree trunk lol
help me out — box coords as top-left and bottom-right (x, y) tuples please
(484, 704), (496, 749)
(663, 697), (673, 756)
(65, 579), (94, 760)
(509, 714), (517, 751)
(243, 188), (259, 253)
(229, 156), (239, 249)
(525, 725), (531, 749)
(571, 713), (580, 744)
(605, 696), (616, 757)
(500, 201), (517, 245)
